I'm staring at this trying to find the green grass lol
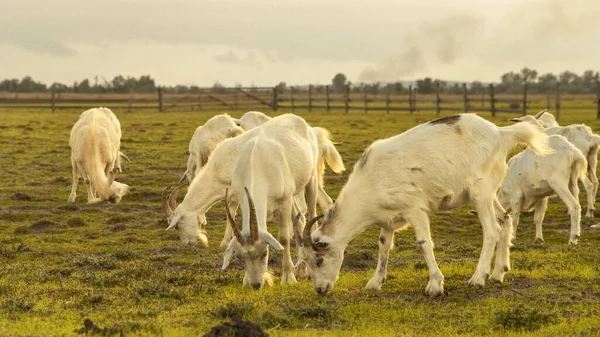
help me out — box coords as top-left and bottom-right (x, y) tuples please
(2, 106), (600, 336)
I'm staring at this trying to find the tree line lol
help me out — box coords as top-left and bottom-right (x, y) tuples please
(322, 68), (600, 95)
(1, 68), (599, 95)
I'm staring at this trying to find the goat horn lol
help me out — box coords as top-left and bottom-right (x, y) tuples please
(225, 189), (244, 245)
(303, 214), (324, 248)
(162, 183), (175, 218)
(292, 212), (305, 247)
(244, 186), (259, 245)
(168, 181), (188, 212)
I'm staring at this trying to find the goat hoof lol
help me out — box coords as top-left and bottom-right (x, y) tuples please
(489, 271), (505, 283)
(468, 275), (486, 288)
(365, 278), (384, 290)
(425, 283), (444, 297)
(281, 272), (297, 285)
(534, 237), (545, 243)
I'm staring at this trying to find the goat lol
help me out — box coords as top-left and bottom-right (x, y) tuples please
(533, 109), (559, 129)
(68, 108), (130, 203)
(511, 113), (600, 217)
(221, 114), (320, 288)
(487, 134), (587, 244)
(181, 114), (244, 183)
(163, 114), (345, 248)
(298, 113), (551, 296)
(234, 111), (272, 131)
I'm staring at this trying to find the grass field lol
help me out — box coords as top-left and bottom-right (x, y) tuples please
(2, 106), (600, 336)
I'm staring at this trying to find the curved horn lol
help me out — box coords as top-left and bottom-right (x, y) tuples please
(168, 181), (188, 212)
(179, 172), (188, 184)
(119, 151), (131, 162)
(303, 214), (324, 248)
(161, 184), (175, 218)
(244, 187), (259, 245)
(225, 189), (244, 245)
(534, 109), (547, 119)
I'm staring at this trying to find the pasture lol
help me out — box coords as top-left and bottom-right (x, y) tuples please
(1, 106), (600, 336)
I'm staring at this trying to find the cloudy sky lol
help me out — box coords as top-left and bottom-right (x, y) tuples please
(1, 0), (599, 86)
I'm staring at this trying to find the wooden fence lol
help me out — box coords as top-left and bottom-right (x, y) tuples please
(1, 83), (600, 119)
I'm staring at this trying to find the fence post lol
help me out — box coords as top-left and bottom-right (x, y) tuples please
(555, 82), (560, 121)
(489, 84), (496, 117)
(408, 85), (413, 114)
(344, 85), (350, 114)
(51, 89), (56, 114)
(412, 86), (417, 114)
(436, 82), (441, 116)
(596, 79), (600, 120)
(308, 85), (313, 112)
(157, 87), (164, 112)
(522, 82), (528, 116)
(199, 89), (203, 111)
(128, 88), (133, 113)
(363, 85), (368, 114)
(463, 83), (468, 112)
(385, 84), (391, 114)
(234, 88), (238, 109)
(546, 93), (550, 110)
(272, 87), (279, 111)
(290, 86), (295, 112)
(326, 85), (330, 112)
(481, 91), (485, 109)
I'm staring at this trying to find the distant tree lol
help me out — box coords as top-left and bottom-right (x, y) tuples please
(212, 81), (227, 94)
(416, 77), (436, 94)
(331, 73), (347, 93)
(520, 67), (538, 83)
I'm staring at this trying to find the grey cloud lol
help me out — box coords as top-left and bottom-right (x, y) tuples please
(213, 50), (262, 68)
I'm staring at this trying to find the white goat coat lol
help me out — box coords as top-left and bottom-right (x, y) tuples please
(68, 107), (129, 203)
(498, 134), (586, 243)
(183, 114), (244, 183)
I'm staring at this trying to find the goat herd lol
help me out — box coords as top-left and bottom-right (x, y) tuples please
(67, 107), (600, 296)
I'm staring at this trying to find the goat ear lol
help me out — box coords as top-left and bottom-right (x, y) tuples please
(222, 239), (236, 270)
(261, 231), (284, 251)
(166, 214), (181, 230)
(508, 117), (523, 123)
(468, 210), (478, 216)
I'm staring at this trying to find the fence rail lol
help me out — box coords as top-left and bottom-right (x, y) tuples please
(1, 82), (599, 119)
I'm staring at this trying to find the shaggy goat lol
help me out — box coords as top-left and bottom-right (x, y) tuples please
(234, 111), (272, 131)
(163, 114), (345, 248)
(298, 113), (551, 296)
(511, 112), (600, 217)
(181, 114), (244, 183)
(221, 114), (320, 288)
(68, 108), (130, 203)
(492, 134), (587, 244)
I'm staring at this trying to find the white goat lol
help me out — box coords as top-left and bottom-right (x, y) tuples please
(511, 113), (600, 217)
(163, 114), (345, 248)
(221, 114), (320, 288)
(492, 134), (587, 244)
(181, 114), (244, 183)
(533, 109), (559, 129)
(298, 113), (551, 296)
(234, 111), (272, 131)
(68, 108), (130, 203)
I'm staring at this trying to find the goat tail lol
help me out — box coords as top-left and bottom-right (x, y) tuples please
(499, 122), (553, 156)
(312, 127), (346, 174)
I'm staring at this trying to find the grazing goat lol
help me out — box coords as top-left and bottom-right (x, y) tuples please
(533, 109), (559, 129)
(221, 114), (320, 288)
(511, 112), (600, 217)
(234, 111), (272, 131)
(163, 114), (345, 248)
(181, 114), (244, 183)
(68, 108), (130, 203)
(491, 134), (586, 244)
(298, 113), (551, 296)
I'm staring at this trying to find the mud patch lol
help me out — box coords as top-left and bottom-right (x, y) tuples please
(12, 193), (32, 201)
(107, 224), (127, 232)
(29, 220), (61, 233)
(204, 315), (268, 337)
(67, 217), (85, 227)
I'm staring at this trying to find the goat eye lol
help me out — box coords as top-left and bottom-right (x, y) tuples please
(316, 257), (323, 267)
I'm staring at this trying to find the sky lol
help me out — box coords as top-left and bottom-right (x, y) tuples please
(1, 0), (599, 87)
